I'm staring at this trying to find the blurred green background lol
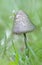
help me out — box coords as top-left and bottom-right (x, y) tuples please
(0, 0), (42, 65)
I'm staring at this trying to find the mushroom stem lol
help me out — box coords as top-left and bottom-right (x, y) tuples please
(23, 33), (29, 57)
(24, 33), (27, 48)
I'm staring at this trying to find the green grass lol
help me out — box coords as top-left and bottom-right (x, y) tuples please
(0, 0), (42, 65)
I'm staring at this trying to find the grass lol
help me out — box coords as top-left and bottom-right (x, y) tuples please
(0, 0), (42, 65)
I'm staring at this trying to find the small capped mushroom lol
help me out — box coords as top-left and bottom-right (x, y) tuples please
(12, 10), (35, 57)
(12, 10), (35, 34)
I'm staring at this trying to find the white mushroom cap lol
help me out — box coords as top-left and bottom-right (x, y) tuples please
(12, 10), (35, 34)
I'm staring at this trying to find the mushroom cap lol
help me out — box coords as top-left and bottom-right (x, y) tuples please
(12, 10), (35, 34)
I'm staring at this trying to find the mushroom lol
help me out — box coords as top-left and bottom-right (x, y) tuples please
(12, 10), (35, 57)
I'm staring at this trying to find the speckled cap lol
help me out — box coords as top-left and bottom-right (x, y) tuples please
(12, 10), (35, 34)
